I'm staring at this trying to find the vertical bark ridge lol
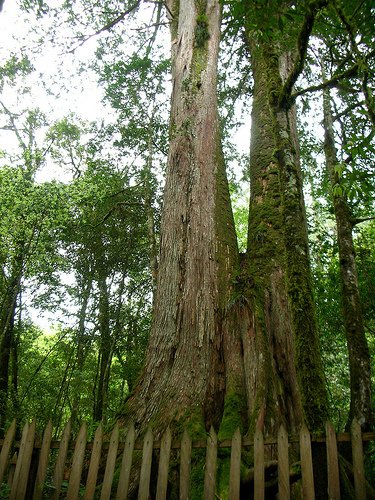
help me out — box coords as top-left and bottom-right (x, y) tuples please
(126, 0), (244, 435)
(245, 39), (328, 435)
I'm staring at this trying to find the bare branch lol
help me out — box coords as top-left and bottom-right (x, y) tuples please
(332, 100), (365, 122)
(69, 0), (141, 52)
(292, 61), (360, 101)
(351, 216), (375, 227)
(278, 0), (328, 108)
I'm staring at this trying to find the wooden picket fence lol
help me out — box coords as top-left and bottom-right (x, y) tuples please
(0, 418), (374, 499)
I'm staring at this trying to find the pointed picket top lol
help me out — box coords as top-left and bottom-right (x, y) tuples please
(254, 427), (264, 500)
(116, 421), (135, 500)
(53, 419), (72, 500)
(10, 421), (29, 500)
(0, 418), (16, 484)
(229, 428), (241, 500)
(85, 422), (103, 500)
(204, 426), (218, 500)
(100, 421), (120, 500)
(138, 427), (154, 500)
(351, 418), (366, 499)
(156, 426), (172, 500)
(179, 429), (192, 500)
(11, 420), (36, 500)
(33, 419), (53, 500)
(277, 424), (290, 500)
(67, 421), (88, 500)
(325, 421), (340, 500)
(299, 424), (314, 500)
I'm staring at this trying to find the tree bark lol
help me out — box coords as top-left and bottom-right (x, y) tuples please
(0, 262), (22, 432)
(93, 272), (112, 423)
(244, 36), (328, 435)
(322, 80), (373, 431)
(126, 0), (244, 435)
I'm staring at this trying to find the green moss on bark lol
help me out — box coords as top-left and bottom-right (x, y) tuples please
(218, 392), (246, 441)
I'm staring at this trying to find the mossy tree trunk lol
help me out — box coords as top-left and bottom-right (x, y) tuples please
(244, 37), (328, 435)
(322, 82), (373, 431)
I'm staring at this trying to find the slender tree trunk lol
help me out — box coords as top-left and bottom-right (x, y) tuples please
(93, 273), (111, 423)
(322, 81), (373, 431)
(0, 270), (21, 432)
(144, 112), (159, 292)
(71, 273), (93, 428)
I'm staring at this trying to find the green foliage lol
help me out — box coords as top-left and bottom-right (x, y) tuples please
(0, 54), (34, 91)
(218, 392), (246, 441)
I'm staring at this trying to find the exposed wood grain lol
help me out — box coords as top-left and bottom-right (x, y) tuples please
(67, 421), (87, 500)
(0, 418), (16, 484)
(13, 420), (36, 500)
(254, 428), (264, 500)
(229, 428), (241, 500)
(100, 422), (119, 500)
(84, 423), (103, 500)
(138, 428), (153, 500)
(10, 421), (29, 499)
(33, 420), (53, 500)
(156, 426), (172, 500)
(326, 421), (340, 499)
(179, 430), (192, 500)
(204, 427), (217, 500)
(278, 424), (290, 500)
(116, 422), (135, 500)
(300, 424), (314, 500)
(52, 419), (71, 500)
(351, 418), (366, 499)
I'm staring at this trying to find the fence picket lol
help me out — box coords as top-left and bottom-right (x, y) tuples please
(67, 421), (87, 500)
(229, 428), (241, 500)
(326, 421), (340, 499)
(254, 428), (264, 500)
(116, 422), (135, 500)
(138, 427), (153, 500)
(179, 429), (192, 500)
(351, 418), (366, 499)
(156, 426), (172, 500)
(1, 417), (374, 497)
(52, 419), (72, 499)
(33, 420), (53, 500)
(10, 421), (29, 499)
(100, 422), (119, 500)
(300, 424), (315, 500)
(13, 419), (36, 499)
(204, 427), (217, 500)
(0, 418), (16, 484)
(84, 423), (103, 500)
(278, 424), (290, 500)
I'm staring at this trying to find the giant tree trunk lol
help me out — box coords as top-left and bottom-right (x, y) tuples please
(322, 83), (373, 431)
(126, 0), (245, 435)
(242, 3), (329, 436)
(126, 0), (329, 437)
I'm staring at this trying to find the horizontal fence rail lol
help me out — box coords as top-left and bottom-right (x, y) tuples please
(0, 418), (374, 499)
